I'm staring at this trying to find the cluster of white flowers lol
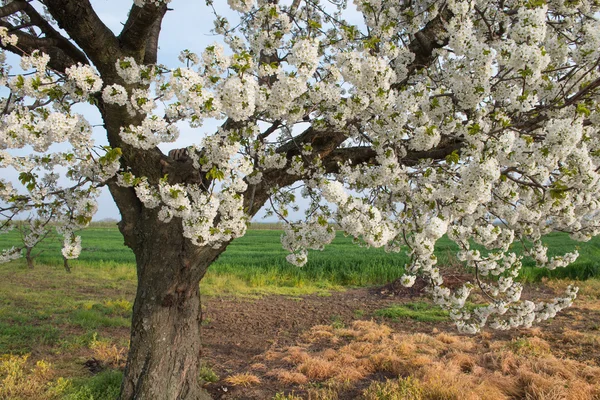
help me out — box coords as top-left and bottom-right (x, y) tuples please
(153, 181), (247, 248)
(281, 220), (336, 266)
(218, 76), (258, 121)
(133, 178), (161, 209)
(164, 67), (219, 124)
(0, 247), (21, 264)
(129, 88), (156, 115)
(1, 107), (94, 153)
(61, 234), (82, 259)
(227, 0), (254, 13)
(0, 27), (17, 47)
(259, 151), (288, 170)
(409, 125), (441, 151)
(22, 220), (49, 248)
(190, 131), (241, 172)
(0, 16), (114, 264)
(288, 38), (320, 77)
(102, 84), (128, 106)
(120, 116), (179, 149)
(65, 64), (103, 101)
(178, 49), (200, 66)
(20, 50), (50, 72)
(202, 43), (230, 75)
(115, 57), (141, 84)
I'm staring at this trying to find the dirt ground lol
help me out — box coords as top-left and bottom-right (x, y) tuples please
(199, 282), (600, 399)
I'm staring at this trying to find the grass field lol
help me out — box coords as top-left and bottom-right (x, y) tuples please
(1, 225), (599, 293)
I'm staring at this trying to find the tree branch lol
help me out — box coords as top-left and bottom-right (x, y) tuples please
(0, 1), (89, 72)
(276, 126), (347, 157)
(143, 6), (167, 64)
(392, 7), (452, 89)
(0, 21), (87, 72)
(41, 0), (119, 71)
(0, 1), (27, 18)
(120, 2), (168, 62)
(322, 138), (463, 173)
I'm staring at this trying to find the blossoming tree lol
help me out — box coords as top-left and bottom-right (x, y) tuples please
(1, 0), (599, 398)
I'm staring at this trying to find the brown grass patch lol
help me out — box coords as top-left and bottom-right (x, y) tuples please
(283, 346), (311, 364)
(255, 319), (600, 400)
(562, 328), (600, 346)
(363, 376), (423, 400)
(306, 385), (339, 400)
(250, 362), (267, 371)
(448, 352), (476, 374)
(298, 357), (337, 380)
(224, 372), (261, 386)
(89, 337), (126, 367)
(436, 332), (459, 344)
(269, 369), (309, 385)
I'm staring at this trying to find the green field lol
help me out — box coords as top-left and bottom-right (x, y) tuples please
(1, 224), (599, 293)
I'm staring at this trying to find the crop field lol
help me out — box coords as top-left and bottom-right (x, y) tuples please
(0, 225), (599, 399)
(1, 224), (599, 291)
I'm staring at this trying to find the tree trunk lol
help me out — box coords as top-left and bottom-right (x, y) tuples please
(119, 214), (220, 400)
(63, 256), (71, 273)
(25, 247), (34, 269)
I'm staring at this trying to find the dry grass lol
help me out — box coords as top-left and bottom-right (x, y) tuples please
(435, 332), (458, 344)
(250, 362), (267, 371)
(562, 328), (600, 346)
(89, 336), (127, 367)
(298, 357), (337, 380)
(363, 376), (423, 400)
(268, 369), (309, 385)
(306, 386), (339, 400)
(224, 372), (261, 387)
(544, 279), (600, 300)
(256, 319), (600, 399)
(505, 336), (551, 357)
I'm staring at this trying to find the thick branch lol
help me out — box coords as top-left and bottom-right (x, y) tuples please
(392, 7), (452, 89)
(106, 181), (143, 252)
(0, 1), (27, 18)
(143, 7), (167, 64)
(276, 126), (347, 157)
(322, 138), (464, 173)
(19, 0), (87, 64)
(0, 1), (89, 72)
(240, 125), (349, 217)
(120, 3), (168, 62)
(0, 22), (87, 72)
(41, 0), (119, 71)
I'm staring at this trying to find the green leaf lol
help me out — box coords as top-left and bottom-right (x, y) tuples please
(576, 103), (591, 117)
(445, 150), (460, 165)
(205, 167), (225, 181)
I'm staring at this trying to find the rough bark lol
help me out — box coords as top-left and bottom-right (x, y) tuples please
(119, 209), (219, 400)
